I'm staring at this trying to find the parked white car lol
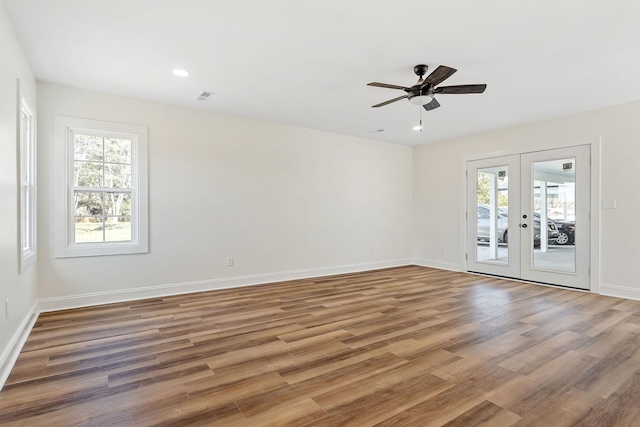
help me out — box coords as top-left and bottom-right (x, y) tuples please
(476, 205), (559, 247)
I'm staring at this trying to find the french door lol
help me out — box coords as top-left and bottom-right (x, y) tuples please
(466, 146), (590, 290)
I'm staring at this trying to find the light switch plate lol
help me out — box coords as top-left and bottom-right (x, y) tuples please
(603, 199), (616, 209)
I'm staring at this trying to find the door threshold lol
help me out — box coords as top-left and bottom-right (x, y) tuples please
(466, 270), (591, 293)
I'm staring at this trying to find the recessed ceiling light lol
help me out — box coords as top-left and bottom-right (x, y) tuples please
(172, 69), (190, 77)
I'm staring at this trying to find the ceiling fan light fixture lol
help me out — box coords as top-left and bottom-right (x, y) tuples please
(408, 94), (433, 105)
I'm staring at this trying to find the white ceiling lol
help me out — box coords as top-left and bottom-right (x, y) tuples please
(4, 0), (640, 146)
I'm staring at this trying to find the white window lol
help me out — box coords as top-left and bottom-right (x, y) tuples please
(54, 117), (148, 257)
(19, 94), (36, 271)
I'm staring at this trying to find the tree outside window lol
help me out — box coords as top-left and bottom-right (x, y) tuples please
(73, 134), (133, 243)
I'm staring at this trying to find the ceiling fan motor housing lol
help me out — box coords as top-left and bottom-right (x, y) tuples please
(413, 64), (428, 77)
(408, 64), (433, 104)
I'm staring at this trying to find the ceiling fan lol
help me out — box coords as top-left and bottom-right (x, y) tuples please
(367, 64), (487, 111)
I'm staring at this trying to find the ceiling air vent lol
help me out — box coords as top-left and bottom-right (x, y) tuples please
(195, 91), (214, 101)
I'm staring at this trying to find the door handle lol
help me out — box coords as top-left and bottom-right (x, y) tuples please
(521, 224), (528, 228)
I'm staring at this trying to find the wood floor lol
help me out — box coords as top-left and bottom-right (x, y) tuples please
(2, 266), (640, 426)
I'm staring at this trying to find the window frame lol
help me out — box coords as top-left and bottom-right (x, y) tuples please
(54, 116), (148, 258)
(18, 87), (37, 271)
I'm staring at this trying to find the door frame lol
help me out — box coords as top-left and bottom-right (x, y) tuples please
(458, 136), (601, 293)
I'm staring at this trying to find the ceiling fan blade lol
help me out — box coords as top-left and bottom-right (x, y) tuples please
(435, 84), (487, 94)
(423, 98), (440, 111)
(367, 82), (408, 91)
(424, 65), (457, 86)
(371, 95), (408, 108)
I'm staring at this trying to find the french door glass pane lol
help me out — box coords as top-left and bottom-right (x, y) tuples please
(476, 166), (509, 264)
(532, 158), (576, 273)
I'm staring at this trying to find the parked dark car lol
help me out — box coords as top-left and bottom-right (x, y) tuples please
(554, 221), (575, 245)
(477, 205), (559, 247)
(531, 212), (560, 246)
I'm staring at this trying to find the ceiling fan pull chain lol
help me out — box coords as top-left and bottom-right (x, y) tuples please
(419, 93), (423, 132)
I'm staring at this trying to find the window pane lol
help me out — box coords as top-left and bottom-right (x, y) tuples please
(532, 158), (576, 274)
(74, 217), (104, 243)
(74, 161), (104, 187)
(104, 164), (132, 188)
(75, 192), (104, 216)
(74, 134), (103, 161)
(104, 192), (131, 216)
(105, 217), (132, 242)
(104, 138), (132, 164)
(476, 166), (509, 265)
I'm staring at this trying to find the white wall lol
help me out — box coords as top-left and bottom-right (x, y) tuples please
(37, 82), (413, 308)
(413, 100), (640, 298)
(0, 3), (38, 379)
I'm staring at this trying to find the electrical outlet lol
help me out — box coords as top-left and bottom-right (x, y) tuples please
(440, 247), (445, 254)
(227, 257), (234, 267)
(4, 299), (8, 319)
(369, 247), (375, 254)
(603, 199), (616, 209)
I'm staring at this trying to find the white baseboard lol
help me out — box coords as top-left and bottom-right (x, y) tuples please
(0, 300), (39, 391)
(600, 283), (640, 301)
(412, 258), (461, 272)
(39, 259), (413, 312)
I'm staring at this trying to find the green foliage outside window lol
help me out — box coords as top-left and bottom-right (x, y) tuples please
(73, 134), (133, 242)
(477, 172), (508, 207)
